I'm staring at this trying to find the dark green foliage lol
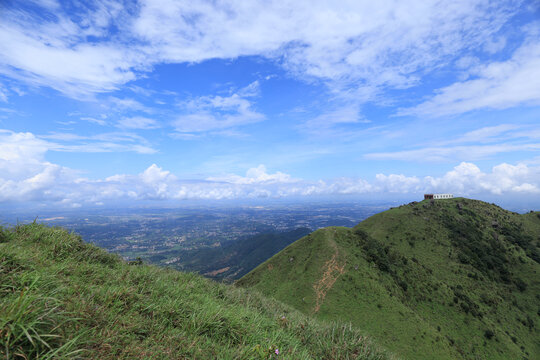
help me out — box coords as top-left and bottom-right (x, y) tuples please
(500, 222), (540, 263)
(355, 229), (391, 273)
(128, 257), (143, 265)
(442, 214), (512, 282)
(525, 315), (535, 330)
(484, 329), (495, 340)
(514, 278), (528, 292)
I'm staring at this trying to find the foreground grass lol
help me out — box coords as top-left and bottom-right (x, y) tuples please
(0, 223), (391, 359)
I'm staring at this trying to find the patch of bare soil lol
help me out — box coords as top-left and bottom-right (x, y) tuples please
(204, 266), (230, 277)
(313, 235), (346, 313)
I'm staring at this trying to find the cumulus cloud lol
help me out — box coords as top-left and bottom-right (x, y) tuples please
(207, 165), (296, 184)
(0, 130), (78, 202)
(319, 162), (540, 196)
(2, 130), (539, 207)
(375, 174), (422, 193)
(424, 162), (540, 195)
(1, 130), (539, 207)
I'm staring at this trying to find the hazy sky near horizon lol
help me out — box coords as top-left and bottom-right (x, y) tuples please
(1, 0), (540, 209)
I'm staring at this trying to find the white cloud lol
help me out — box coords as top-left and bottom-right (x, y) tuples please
(299, 105), (371, 137)
(207, 165), (296, 184)
(0, 130), (78, 202)
(0, 130), (48, 162)
(80, 117), (107, 126)
(424, 162), (540, 195)
(173, 91), (264, 135)
(117, 116), (160, 129)
(0, 84), (8, 102)
(2, 130), (539, 206)
(29, 0), (60, 10)
(40, 131), (158, 154)
(0, 0), (143, 97)
(0, 0), (521, 100)
(483, 36), (507, 54)
(325, 178), (373, 195)
(400, 39), (540, 116)
(107, 97), (153, 113)
(365, 122), (540, 162)
(322, 162), (540, 196)
(138, 164), (177, 199)
(365, 143), (540, 162)
(454, 124), (520, 144)
(0, 23), (141, 97)
(132, 0), (519, 95)
(375, 174), (422, 193)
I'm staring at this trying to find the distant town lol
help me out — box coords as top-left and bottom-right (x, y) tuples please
(16, 203), (389, 274)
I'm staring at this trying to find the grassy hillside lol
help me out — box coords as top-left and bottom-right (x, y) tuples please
(0, 223), (391, 359)
(145, 228), (311, 282)
(238, 198), (540, 360)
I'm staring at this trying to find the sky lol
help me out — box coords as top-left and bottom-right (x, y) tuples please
(1, 0), (540, 210)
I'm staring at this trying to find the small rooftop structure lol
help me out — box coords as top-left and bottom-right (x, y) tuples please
(424, 194), (453, 200)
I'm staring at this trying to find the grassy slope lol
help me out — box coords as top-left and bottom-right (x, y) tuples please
(238, 198), (540, 360)
(0, 223), (392, 359)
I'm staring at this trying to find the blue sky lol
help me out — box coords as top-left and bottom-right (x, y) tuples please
(1, 0), (540, 209)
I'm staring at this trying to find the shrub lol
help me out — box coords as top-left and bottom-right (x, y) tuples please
(514, 278), (527, 292)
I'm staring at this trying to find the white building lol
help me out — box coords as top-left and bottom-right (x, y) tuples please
(424, 194), (453, 200)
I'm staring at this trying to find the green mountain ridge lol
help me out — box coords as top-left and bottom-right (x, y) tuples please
(237, 198), (540, 360)
(0, 223), (390, 359)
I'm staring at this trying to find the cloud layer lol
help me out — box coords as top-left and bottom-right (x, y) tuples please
(0, 0), (523, 102)
(1, 130), (538, 207)
(366, 123), (540, 162)
(400, 36), (540, 116)
(173, 82), (264, 136)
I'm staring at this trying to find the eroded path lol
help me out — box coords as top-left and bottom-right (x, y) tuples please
(312, 230), (346, 313)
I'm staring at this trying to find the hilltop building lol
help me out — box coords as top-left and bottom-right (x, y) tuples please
(424, 194), (453, 200)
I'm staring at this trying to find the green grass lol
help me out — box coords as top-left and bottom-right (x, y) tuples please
(0, 222), (391, 359)
(238, 198), (540, 360)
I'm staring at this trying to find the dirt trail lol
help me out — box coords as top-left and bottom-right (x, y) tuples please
(312, 230), (346, 313)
